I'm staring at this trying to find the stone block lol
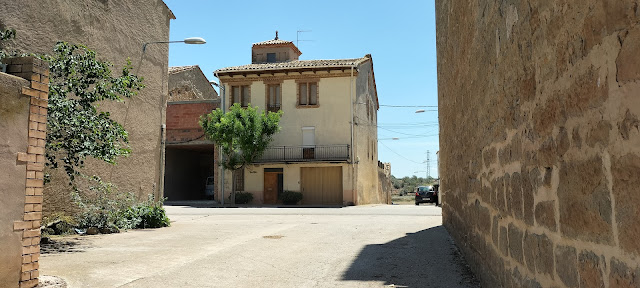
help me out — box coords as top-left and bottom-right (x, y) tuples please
(558, 157), (613, 244)
(609, 257), (640, 288)
(523, 231), (536, 274)
(578, 251), (604, 288)
(522, 168), (535, 225)
(611, 154), (640, 256)
(556, 245), (579, 288)
(508, 223), (523, 265)
(492, 215), (499, 247)
(510, 172), (523, 219)
(535, 200), (557, 231)
(523, 231), (555, 278)
(500, 225), (509, 257)
(617, 27), (640, 82)
(586, 120), (612, 148)
(619, 110), (639, 141)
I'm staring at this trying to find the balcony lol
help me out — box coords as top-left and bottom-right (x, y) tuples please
(255, 144), (350, 163)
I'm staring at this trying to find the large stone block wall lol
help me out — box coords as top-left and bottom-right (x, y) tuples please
(436, 1), (640, 287)
(0, 56), (50, 288)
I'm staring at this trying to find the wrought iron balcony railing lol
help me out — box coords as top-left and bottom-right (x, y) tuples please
(255, 144), (350, 163)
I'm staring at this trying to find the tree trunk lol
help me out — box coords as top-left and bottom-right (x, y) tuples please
(231, 169), (236, 204)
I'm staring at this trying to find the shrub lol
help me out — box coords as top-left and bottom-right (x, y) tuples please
(73, 175), (169, 230)
(122, 195), (170, 229)
(280, 191), (303, 205)
(233, 191), (253, 204)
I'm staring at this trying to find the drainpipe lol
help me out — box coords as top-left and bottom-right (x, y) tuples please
(214, 72), (225, 205)
(350, 64), (356, 205)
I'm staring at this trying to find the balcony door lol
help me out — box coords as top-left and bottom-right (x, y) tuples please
(302, 127), (315, 159)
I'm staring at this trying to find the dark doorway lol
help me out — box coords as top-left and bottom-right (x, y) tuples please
(164, 145), (214, 201)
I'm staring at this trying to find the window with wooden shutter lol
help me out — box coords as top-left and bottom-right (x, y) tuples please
(297, 81), (319, 107)
(267, 84), (281, 112)
(230, 85), (250, 107)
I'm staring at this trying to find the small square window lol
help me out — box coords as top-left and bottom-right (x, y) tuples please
(267, 53), (277, 63)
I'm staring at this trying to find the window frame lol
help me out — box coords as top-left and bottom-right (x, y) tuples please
(230, 84), (251, 108)
(265, 83), (282, 113)
(296, 80), (319, 108)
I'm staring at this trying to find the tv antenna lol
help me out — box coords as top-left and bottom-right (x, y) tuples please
(296, 30), (313, 48)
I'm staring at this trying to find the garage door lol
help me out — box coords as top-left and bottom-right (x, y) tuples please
(300, 167), (342, 205)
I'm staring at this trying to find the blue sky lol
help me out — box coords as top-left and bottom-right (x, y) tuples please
(164, 0), (439, 178)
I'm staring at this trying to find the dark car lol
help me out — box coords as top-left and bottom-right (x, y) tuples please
(415, 185), (438, 205)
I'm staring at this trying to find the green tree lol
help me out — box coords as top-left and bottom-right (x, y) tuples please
(199, 103), (282, 203)
(43, 42), (144, 183)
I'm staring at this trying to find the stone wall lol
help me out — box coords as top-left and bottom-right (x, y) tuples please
(0, 57), (50, 288)
(0, 0), (174, 215)
(436, 1), (640, 287)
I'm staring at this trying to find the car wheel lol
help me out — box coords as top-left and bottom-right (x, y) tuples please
(415, 202), (419, 206)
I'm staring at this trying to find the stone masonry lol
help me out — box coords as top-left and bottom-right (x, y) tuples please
(436, 1), (640, 287)
(3, 56), (49, 288)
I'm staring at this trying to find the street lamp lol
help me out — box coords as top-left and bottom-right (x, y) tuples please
(415, 109), (425, 113)
(142, 37), (207, 52)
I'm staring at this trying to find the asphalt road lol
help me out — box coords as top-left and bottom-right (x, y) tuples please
(39, 204), (479, 288)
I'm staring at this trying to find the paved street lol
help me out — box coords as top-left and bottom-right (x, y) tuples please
(39, 205), (479, 288)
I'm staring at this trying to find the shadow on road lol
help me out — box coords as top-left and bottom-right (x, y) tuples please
(342, 225), (480, 288)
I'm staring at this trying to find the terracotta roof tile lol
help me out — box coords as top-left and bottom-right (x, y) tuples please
(215, 57), (370, 74)
(252, 39), (294, 46)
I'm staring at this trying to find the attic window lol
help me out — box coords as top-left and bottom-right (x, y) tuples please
(267, 53), (277, 63)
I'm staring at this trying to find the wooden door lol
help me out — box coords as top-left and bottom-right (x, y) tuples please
(301, 167), (343, 205)
(322, 167), (343, 205)
(264, 172), (278, 204)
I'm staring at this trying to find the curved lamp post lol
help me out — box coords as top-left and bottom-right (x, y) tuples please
(143, 37), (207, 52)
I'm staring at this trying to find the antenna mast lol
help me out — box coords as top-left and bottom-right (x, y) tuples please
(296, 30), (313, 48)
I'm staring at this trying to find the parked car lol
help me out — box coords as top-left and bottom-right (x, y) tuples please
(415, 185), (438, 205)
(205, 176), (215, 199)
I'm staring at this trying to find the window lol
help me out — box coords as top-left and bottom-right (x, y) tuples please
(267, 84), (281, 112)
(298, 81), (318, 107)
(231, 85), (250, 107)
(267, 53), (277, 63)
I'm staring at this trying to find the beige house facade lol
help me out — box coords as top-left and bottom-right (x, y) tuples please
(215, 36), (384, 205)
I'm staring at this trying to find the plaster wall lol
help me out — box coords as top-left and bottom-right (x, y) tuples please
(436, 1), (640, 287)
(0, 0), (174, 213)
(354, 60), (382, 205)
(0, 73), (30, 287)
(222, 75), (352, 147)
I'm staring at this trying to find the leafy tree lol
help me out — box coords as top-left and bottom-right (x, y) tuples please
(199, 103), (282, 203)
(43, 42), (144, 183)
(0, 28), (16, 59)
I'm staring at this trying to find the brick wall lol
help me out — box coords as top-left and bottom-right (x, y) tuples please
(166, 101), (218, 143)
(436, 1), (640, 287)
(1, 56), (49, 288)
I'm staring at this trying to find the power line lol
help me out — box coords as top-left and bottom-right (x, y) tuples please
(379, 105), (438, 108)
(378, 141), (424, 164)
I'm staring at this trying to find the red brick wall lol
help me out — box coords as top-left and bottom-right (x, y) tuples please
(166, 101), (218, 143)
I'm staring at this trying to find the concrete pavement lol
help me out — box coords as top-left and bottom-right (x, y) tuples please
(39, 205), (479, 288)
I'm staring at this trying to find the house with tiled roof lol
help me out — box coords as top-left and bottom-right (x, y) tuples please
(214, 32), (386, 206)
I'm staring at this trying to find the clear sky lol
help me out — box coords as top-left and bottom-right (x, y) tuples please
(164, 0), (439, 178)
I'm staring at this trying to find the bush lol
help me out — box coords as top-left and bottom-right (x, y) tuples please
(280, 191), (303, 205)
(122, 196), (170, 229)
(73, 175), (169, 230)
(233, 191), (253, 204)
